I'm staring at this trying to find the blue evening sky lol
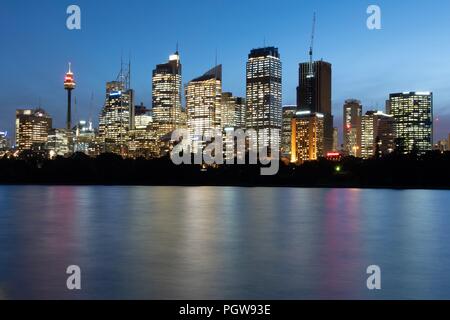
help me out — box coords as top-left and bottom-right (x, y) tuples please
(1, 0), (449, 141)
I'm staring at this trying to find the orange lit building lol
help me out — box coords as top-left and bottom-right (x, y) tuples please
(291, 111), (324, 164)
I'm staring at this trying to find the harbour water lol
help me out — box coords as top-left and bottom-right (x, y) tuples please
(0, 186), (449, 299)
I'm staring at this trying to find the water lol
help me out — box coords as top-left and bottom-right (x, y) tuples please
(0, 186), (449, 300)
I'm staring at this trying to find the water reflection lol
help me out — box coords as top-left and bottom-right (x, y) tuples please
(0, 186), (449, 299)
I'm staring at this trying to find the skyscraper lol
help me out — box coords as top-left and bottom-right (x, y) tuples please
(281, 105), (297, 157)
(297, 60), (333, 153)
(343, 99), (362, 157)
(246, 47), (282, 151)
(134, 103), (152, 130)
(186, 65), (223, 152)
(361, 111), (395, 159)
(99, 69), (134, 154)
(390, 92), (433, 155)
(221, 92), (246, 130)
(332, 127), (339, 152)
(46, 128), (69, 157)
(152, 51), (182, 137)
(291, 111), (324, 163)
(15, 108), (52, 152)
(0, 131), (9, 151)
(73, 120), (96, 155)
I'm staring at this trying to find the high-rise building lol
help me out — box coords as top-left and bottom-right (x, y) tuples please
(281, 105), (297, 157)
(152, 52), (182, 136)
(73, 120), (96, 155)
(221, 92), (246, 130)
(385, 100), (392, 115)
(332, 127), (339, 152)
(0, 131), (10, 151)
(134, 103), (153, 130)
(46, 128), (69, 157)
(15, 108), (52, 152)
(361, 111), (395, 159)
(343, 99), (362, 157)
(291, 111), (324, 163)
(246, 47), (282, 151)
(99, 80), (134, 153)
(186, 65), (222, 152)
(297, 60), (333, 153)
(390, 92), (433, 155)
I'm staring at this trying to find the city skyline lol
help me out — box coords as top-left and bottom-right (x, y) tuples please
(1, 0), (450, 142)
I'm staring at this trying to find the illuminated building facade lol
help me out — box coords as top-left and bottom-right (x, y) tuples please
(15, 108), (52, 152)
(134, 103), (153, 130)
(361, 111), (395, 159)
(246, 47), (282, 151)
(221, 92), (246, 130)
(434, 139), (448, 152)
(46, 128), (69, 157)
(99, 81), (134, 153)
(291, 111), (324, 163)
(332, 127), (339, 151)
(281, 105), (297, 157)
(73, 120), (96, 155)
(297, 60), (333, 153)
(390, 92), (433, 155)
(343, 99), (362, 157)
(186, 65), (222, 152)
(0, 131), (10, 151)
(152, 52), (183, 137)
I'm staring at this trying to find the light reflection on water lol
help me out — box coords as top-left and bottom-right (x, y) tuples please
(0, 186), (449, 299)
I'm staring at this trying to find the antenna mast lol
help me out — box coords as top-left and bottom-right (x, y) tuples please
(308, 13), (316, 78)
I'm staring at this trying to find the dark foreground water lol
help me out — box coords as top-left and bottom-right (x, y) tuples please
(0, 186), (449, 300)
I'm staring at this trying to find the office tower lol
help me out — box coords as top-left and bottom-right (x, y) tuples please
(99, 71), (134, 154)
(332, 127), (339, 151)
(343, 99), (362, 157)
(186, 65), (222, 151)
(246, 47), (282, 151)
(0, 131), (9, 151)
(221, 92), (246, 130)
(152, 51), (182, 136)
(390, 92), (433, 155)
(281, 105), (297, 157)
(15, 108), (52, 152)
(291, 111), (324, 163)
(361, 111), (395, 159)
(134, 103), (153, 129)
(73, 120), (96, 155)
(297, 60), (333, 153)
(64, 63), (76, 131)
(46, 129), (69, 157)
(385, 100), (392, 115)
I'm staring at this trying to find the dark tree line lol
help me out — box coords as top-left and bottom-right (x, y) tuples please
(0, 151), (449, 189)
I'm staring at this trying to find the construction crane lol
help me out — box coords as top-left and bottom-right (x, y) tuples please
(307, 13), (316, 79)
